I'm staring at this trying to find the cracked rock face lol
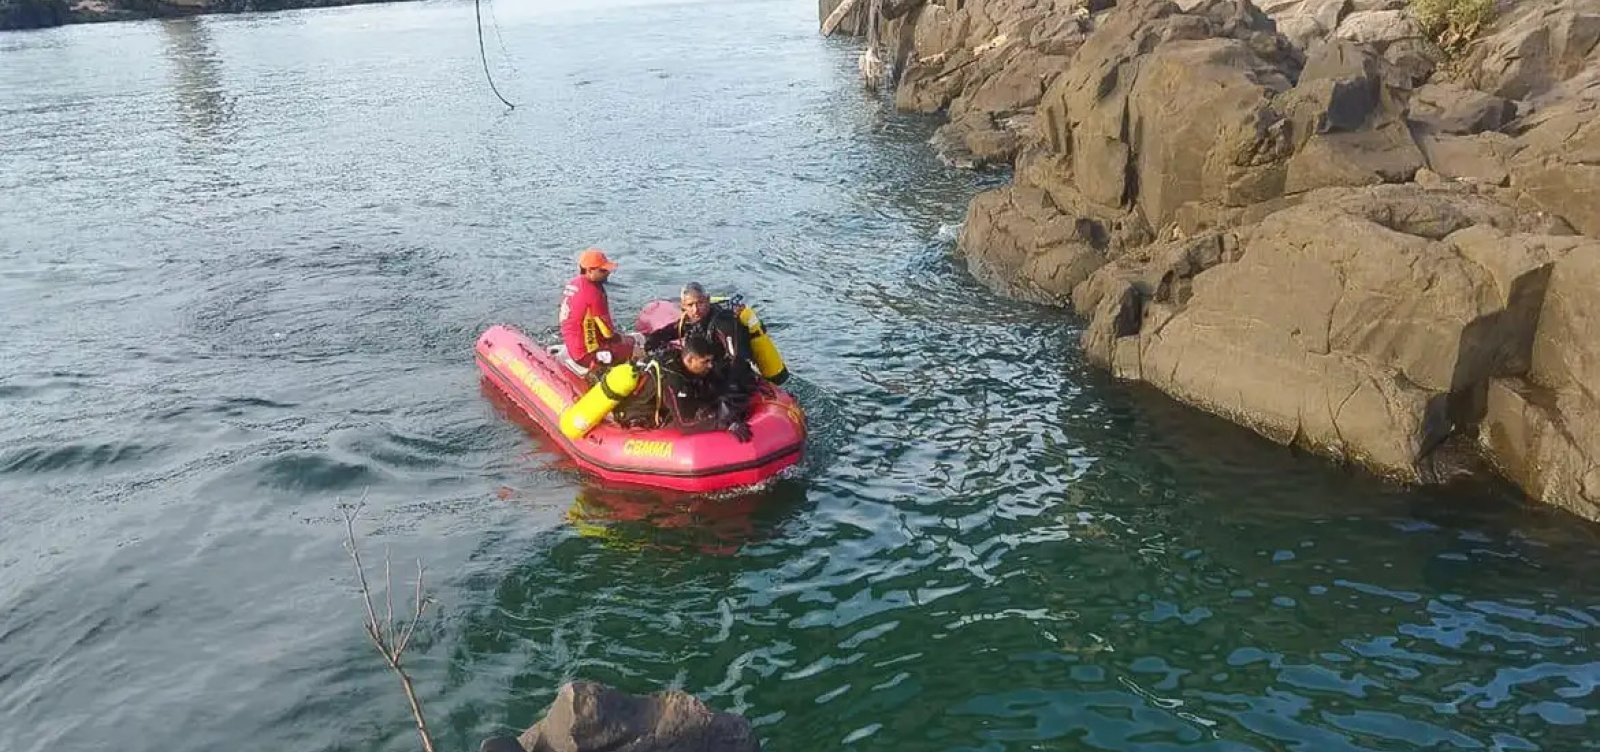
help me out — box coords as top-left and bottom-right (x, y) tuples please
(1078, 185), (1599, 519)
(1507, 98), (1600, 238)
(836, 0), (1600, 517)
(1454, 0), (1600, 102)
(1408, 81), (1518, 135)
(958, 185), (1114, 303)
(891, 0), (1092, 166)
(1466, 226), (1600, 520)
(1089, 187), (1513, 473)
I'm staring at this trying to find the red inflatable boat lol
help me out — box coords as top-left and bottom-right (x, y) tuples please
(475, 304), (806, 493)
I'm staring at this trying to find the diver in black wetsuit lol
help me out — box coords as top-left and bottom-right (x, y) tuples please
(642, 282), (757, 381)
(615, 334), (755, 442)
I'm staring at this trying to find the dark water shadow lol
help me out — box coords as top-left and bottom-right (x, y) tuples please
(566, 478), (810, 557)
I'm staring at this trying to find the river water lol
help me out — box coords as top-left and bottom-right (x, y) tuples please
(2, 1), (1598, 750)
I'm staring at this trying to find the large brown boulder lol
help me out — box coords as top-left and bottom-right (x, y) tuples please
(997, 0), (1311, 265)
(1083, 185), (1537, 479)
(1334, 8), (1418, 44)
(481, 681), (761, 752)
(1407, 81), (1518, 135)
(1073, 182), (1600, 519)
(958, 186), (1109, 303)
(1455, 0), (1600, 101)
(1255, 0), (1352, 50)
(1278, 38), (1427, 190)
(1332, 7), (1442, 87)
(1483, 379), (1600, 520)
(960, 0), (1434, 317)
(1283, 116), (1423, 191)
(893, 0), (1089, 164)
(924, 0), (1600, 518)
(1507, 98), (1600, 238)
(1035, 0), (1300, 213)
(930, 111), (1026, 168)
(1127, 38), (1297, 227)
(1455, 227), (1600, 520)
(1415, 130), (1515, 186)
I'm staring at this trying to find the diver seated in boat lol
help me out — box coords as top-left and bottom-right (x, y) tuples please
(615, 334), (756, 442)
(643, 282), (758, 381)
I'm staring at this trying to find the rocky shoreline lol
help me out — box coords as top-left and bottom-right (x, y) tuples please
(825, 0), (1599, 521)
(0, 0), (410, 31)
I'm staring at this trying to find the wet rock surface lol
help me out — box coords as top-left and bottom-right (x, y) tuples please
(827, 0), (1600, 519)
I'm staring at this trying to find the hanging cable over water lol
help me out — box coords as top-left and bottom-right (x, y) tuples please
(475, 0), (516, 109)
(485, 0), (519, 75)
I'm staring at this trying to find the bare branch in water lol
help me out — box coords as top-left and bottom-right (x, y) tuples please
(341, 500), (386, 654)
(396, 559), (429, 657)
(385, 546), (395, 649)
(341, 499), (437, 752)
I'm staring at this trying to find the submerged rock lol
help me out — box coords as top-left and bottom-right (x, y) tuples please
(481, 681), (761, 752)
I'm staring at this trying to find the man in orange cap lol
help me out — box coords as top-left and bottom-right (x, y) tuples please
(559, 247), (633, 371)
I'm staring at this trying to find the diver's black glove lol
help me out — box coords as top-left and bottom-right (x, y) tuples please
(727, 421), (752, 443)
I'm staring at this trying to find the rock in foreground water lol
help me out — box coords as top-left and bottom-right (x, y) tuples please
(482, 681), (761, 752)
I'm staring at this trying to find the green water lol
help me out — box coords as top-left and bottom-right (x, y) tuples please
(1, 1), (1596, 750)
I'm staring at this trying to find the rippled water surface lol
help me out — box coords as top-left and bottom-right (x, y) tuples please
(3, 1), (1599, 750)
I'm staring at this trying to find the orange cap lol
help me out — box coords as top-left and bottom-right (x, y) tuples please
(577, 247), (618, 271)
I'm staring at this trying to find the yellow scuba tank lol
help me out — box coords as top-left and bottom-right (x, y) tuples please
(736, 305), (789, 385)
(708, 294), (790, 385)
(559, 363), (639, 439)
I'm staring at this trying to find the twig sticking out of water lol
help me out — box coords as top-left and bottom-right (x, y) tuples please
(341, 501), (437, 752)
(475, 0), (517, 109)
